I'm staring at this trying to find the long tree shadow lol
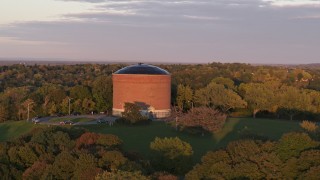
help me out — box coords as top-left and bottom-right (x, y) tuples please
(211, 117), (301, 149)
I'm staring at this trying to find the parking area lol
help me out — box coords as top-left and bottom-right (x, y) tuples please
(33, 115), (117, 126)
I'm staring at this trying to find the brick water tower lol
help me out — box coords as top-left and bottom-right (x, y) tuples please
(112, 63), (171, 118)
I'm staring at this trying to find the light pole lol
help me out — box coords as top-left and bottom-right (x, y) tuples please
(27, 102), (34, 122)
(68, 98), (73, 116)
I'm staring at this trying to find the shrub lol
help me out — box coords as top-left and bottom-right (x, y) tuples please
(300, 120), (318, 133)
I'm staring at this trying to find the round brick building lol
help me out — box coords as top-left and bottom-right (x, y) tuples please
(112, 63), (171, 118)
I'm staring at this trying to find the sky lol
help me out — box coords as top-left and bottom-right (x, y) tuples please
(0, 0), (319, 64)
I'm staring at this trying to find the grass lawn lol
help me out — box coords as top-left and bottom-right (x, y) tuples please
(49, 117), (95, 123)
(82, 117), (301, 162)
(0, 121), (42, 142)
(0, 117), (301, 162)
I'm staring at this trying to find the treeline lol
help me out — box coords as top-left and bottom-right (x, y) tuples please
(0, 126), (319, 179)
(1, 63), (320, 122)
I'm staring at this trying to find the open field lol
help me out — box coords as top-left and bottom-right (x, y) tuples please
(0, 118), (301, 161)
(0, 121), (43, 142)
(82, 118), (301, 161)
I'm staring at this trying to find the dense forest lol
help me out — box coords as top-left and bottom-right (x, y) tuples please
(1, 62), (320, 122)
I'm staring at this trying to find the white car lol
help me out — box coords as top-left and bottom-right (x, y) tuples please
(32, 117), (40, 124)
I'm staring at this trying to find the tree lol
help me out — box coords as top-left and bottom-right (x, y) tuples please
(150, 137), (193, 174)
(194, 82), (246, 113)
(73, 153), (101, 180)
(51, 151), (76, 179)
(300, 120), (318, 133)
(70, 85), (92, 100)
(275, 132), (319, 161)
(76, 132), (100, 149)
(22, 161), (50, 180)
(98, 151), (127, 170)
(95, 170), (149, 180)
(176, 84), (193, 111)
(120, 103), (148, 124)
(0, 105), (8, 123)
(21, 98), (35, 120)
(279, 86), (312, 120)
(239, 83), (275, 118)
(185, 150), (232, 180)
(96, 134), (122, 149)
(211, 77), (236, 90)
(178, 107), (227, 133)
(92, 76), (113, 112)
(82, 98), (96, 114)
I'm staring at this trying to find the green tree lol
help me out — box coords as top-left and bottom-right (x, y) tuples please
(211, 77), (236, 90)
(185, 150), (232, 180)
(120, 103), (148, 124)
(92, 76), (113, 112)
(176, 84), (193, 111)
(276, 132), (319, 161)
(51, 151), (76, 179)
(98, 151), (127, 170)
(279, 86), (312, 120)
(70, 85), (92, 100)
(74, 153), (100, 180)
(239, 82), (275, 118)
(194, 82), (246, 113)
(150, 137), (193, 174)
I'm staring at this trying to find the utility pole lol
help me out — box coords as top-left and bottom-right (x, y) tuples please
(68, 98), (73, 116)
(27, 102), (34, 122)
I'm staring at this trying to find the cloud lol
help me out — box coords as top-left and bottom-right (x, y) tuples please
(263, 0), (320, 7)
(292, 15), (320, 19)
(0, 36), (67, 46)
(1, 0), (320, 63)
(183, 15), (221, 21)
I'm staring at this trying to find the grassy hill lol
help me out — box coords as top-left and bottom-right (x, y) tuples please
(0, 121), (41, 142)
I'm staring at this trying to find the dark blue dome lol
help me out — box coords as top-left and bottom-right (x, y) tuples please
(114, 63), (169, 75)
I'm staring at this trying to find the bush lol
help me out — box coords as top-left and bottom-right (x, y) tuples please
(300, 120), (318, 133)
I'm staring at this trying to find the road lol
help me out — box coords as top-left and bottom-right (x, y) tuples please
(34, 115), (117, 126)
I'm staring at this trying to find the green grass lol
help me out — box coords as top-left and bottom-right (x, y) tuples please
(49, 117), (94, 123)
(0, 118), (301, 162)
(82, 118), (301, 162)
(0, 121), (41, 142)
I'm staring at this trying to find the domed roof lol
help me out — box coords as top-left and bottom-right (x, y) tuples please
(114, 63), (170, 75)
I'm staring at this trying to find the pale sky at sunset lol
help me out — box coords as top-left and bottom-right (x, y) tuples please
(0, 0), (319, 64)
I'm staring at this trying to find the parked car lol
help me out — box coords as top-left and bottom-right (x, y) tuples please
(32, 117), (40, 124)
(72, 112), (81, 116)
(97, 119), (107, 124)
(60, 120), (74, 125)
(52, 113), (64, 117)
